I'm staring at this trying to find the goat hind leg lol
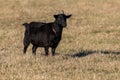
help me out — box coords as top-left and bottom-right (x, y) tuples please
(32, 45), (37, 55)
(23, 41), (30, 54)
(44, 47), (49, 56)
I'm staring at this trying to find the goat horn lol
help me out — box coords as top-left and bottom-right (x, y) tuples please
(61, 10), (64, 14)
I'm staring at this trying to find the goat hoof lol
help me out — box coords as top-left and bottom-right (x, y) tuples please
(52, 54), (55, 56)
(45, 54), (49, 56)
(23, 52), (26, 55)
(32, 53), (36, 55)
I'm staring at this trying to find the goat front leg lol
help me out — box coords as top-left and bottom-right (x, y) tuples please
(51, 47), (56, 56)
(44, 47), (49, 56)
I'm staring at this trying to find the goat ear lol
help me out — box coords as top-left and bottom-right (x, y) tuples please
(54, 15), (58, 18)
(66, 15), (72, 18)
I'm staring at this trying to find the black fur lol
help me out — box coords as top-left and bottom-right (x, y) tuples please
(22, 13), (72, 56)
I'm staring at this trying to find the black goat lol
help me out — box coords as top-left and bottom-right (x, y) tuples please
(22, 13), (71, 56)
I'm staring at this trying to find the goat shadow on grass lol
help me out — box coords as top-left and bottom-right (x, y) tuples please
(67, 50), (120, 58)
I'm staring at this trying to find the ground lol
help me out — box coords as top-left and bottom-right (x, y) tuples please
(0, 0), (120, 80)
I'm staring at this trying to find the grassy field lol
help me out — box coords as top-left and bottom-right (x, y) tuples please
(0, 0), (120, 80)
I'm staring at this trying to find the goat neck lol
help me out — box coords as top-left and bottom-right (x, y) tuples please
(53, 22), (63, 36)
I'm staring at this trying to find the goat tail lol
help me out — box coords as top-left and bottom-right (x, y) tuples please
(22, 23), (29, 28)
(22, 23), (30, 35)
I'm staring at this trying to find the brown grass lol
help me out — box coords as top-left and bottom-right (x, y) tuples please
(0, 0), (120, 80)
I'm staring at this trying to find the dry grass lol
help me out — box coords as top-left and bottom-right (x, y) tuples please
(0, 0), (120, 80)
